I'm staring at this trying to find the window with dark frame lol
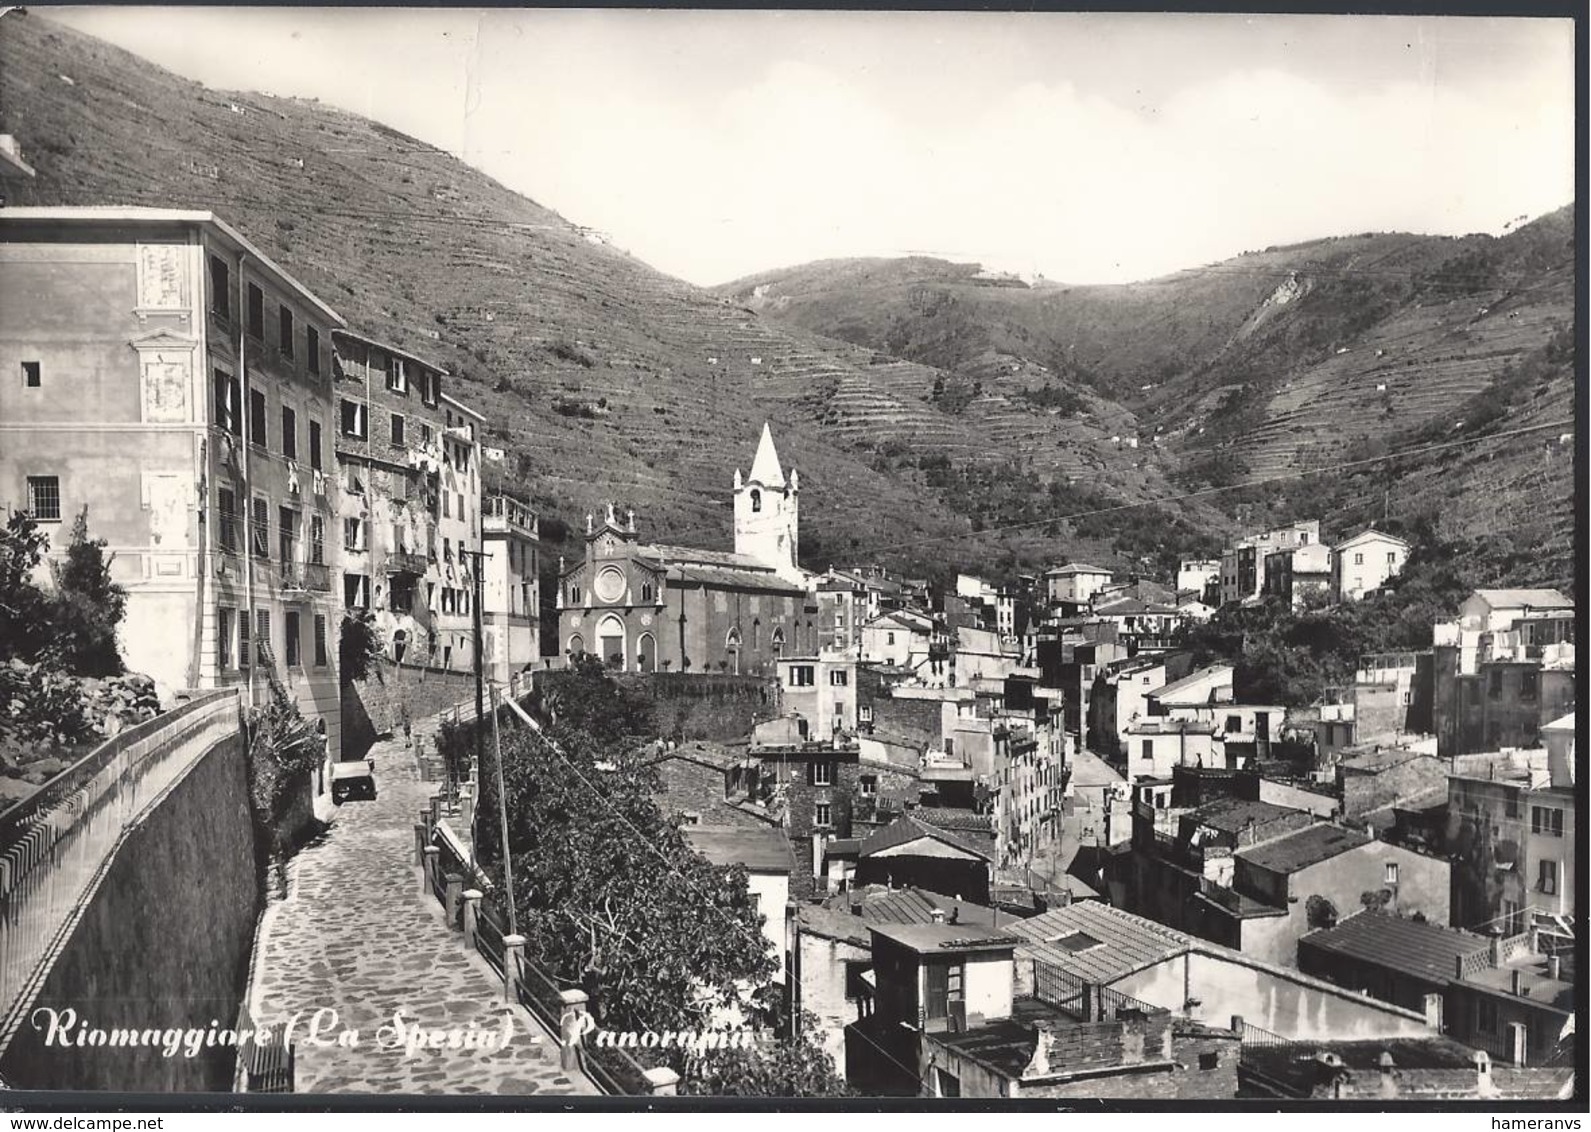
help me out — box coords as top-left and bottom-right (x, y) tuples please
(313, 614), (328, 667)
(255, 609), (271, 668)
(214, 370), (242, 436)
(391, 413), (405, 446)
(247, 283), (264, 340)
(217, 487), (239, 553)
(251, 498), (270, 558)
(309, 420), (323, 470)
(279, 507), (299, 566)
(209, 256), (230, 319)
(279, 305), (294, 358)
(284, 611), (301, 667)
(281, 406), (298, 460)
(21, 361), (40, 388)
(217, 607), (234, 670)
(309, 515), (325, 565)
(249, 389), (268, 448)
(306, 326), (321, 375)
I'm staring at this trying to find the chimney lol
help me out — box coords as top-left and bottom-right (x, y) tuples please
(1377, 1052), (1398, 1100)
(930, 908), (945, 924)
(1511, 969), (1526, 996)
(1548, 953), (1561, 980)
(1474, 1050), (1493, 1096)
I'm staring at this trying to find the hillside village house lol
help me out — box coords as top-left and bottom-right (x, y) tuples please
(1219, 520), (1318, 606)
(1043, 562), (1114, 607)
(682, 826), (796, 989)
(1117, 776), (1449, 968)
(1177, 558), (1220, 602)
(555, 426), (816, 673)
(859, 608), (947, 682)
(0, 207), (346, 779)
(1432, 588), (1575, 755)
(1263, 540), (1332, 609)
(1331, 528), (1411, 602)
(1447, 722), (1575, 943)
(331, 329), (484, 673)
(845, 922), (1244, 1099)
(481, 491), (543, 680)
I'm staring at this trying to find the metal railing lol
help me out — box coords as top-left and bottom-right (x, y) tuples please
(423, 813), (651, 1096)
(234, 1000), (295, 1093)
(0, 691), (243, 1052)
(1030, 960), (1162, 1022)
(1236, 1019), (1294, 1052)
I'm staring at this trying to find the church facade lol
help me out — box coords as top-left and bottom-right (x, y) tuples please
(556, 425), (820, 674)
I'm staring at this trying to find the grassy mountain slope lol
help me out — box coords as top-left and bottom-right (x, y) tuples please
(718, 214), (1576, 590)
(0, 12), (1233, 582)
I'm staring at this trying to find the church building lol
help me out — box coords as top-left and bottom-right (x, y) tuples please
(556, 424), (819, 673)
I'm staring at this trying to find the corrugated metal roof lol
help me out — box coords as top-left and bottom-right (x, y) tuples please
(1005, 902), (1189, 984)
(1298, 911), (1486, 985)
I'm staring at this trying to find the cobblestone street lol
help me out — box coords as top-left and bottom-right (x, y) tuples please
(246, 726), (595, 1096)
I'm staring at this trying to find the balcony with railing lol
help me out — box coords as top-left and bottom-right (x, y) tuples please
(386, 549), (428, 578)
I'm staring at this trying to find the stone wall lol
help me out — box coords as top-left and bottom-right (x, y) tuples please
(619, 672), (780, 743)
(0, 732), (260, 1092)
(341, 660), (478, 759)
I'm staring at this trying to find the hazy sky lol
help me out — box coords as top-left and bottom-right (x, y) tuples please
(46, 8), (1576, 286)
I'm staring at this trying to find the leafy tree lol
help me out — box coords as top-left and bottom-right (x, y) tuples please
(244, 684), (327, 856)
(476, 660), (769, 1034)
(0, 510), (52, 664)
(339, 611), (383, 685)
(680, 1018), (852, 1096)
(45, 507), (126, 676)
(0, 508), (127, 676)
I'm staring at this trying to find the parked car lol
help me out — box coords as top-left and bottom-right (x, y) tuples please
(332, 760), (376, 803)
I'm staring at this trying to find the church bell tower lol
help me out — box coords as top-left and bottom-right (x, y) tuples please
(733, 422), (801, 583)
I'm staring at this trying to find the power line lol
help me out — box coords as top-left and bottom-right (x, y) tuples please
(488, 690), (927, 1086)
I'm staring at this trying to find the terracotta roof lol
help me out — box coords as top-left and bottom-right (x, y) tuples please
(869, 922), (1020, 955)
(641, 543), (769, 571)
(822, 885), (995, 928)
(1152, 664), (1233, 704)
(1045, 563), (1112, 576)
(859, 813), (994, 862)
(1237, 823), (1371, 874)
(683, 826), (797, 873)
(1006, 902), (1188, 984)
(795, 904), (872, 948)
(1190, 797), (1304, 835)
(1298, 912), (1487, 986)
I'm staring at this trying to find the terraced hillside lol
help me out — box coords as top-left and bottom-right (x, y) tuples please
(0, 12), (1221, 580)
(719, 214), (1576, 590)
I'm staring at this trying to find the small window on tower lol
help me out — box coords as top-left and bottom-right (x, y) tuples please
(750, 488), (761, 513)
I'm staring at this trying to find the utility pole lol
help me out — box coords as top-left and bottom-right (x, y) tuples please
(463, 548), (488, 802)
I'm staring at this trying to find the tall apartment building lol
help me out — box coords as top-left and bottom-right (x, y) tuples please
(330, 329), (463, 669)
(482, 490), (543, 681)
(435, 393), (485, 672)
(0, 207), (346, 780)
